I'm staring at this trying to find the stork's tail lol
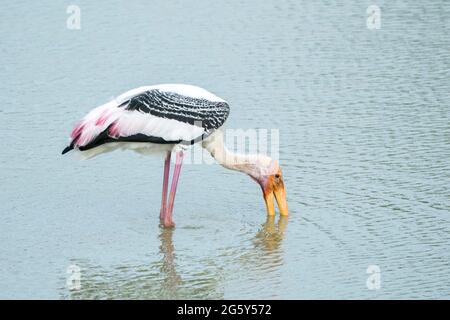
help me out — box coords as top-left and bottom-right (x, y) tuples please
(62, 145), (74, 155)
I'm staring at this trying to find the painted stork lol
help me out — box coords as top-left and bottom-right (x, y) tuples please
(62, 84), (288, 227)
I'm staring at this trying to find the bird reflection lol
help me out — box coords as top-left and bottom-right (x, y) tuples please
(254, 215), (289, 253)
(62, 216), (288, 299)
(158, 226), (182, 298)
(62, 225), (222, 299)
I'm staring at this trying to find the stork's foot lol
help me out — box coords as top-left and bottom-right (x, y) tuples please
(162, 218), (175, 228)
(159, 210), (175, 228)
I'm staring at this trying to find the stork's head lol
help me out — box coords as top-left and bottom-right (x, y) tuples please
(248, 157), (289, 216)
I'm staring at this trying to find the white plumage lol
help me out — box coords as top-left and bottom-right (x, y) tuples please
(63, 84), (229, 158)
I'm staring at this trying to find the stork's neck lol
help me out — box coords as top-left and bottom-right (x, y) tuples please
(202, 129), (277, 180)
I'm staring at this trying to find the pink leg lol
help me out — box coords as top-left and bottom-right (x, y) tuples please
(160, 151), (171, 220)
(164, 151), (184, 228)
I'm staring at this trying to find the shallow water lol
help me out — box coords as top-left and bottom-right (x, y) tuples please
(1, 1), (450, 299)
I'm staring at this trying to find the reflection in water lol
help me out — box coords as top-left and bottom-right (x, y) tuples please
(61, 226), (222, 299)
(254, 215), (288, 253)
(208, 215), (290, 299)
(158, 227), (182, 298)
(61, 216), (289, 299)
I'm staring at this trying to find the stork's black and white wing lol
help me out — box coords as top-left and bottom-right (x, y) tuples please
(62, 84), (230, 154)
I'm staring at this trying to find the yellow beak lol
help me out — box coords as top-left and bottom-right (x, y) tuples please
(274, 184), (289, 216)
(263, 179), (289, 216)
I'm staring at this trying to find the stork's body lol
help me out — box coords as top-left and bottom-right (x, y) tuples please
(63, 84), (288, 227)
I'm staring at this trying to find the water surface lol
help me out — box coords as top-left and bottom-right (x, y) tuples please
(0, 1), (449, 299)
